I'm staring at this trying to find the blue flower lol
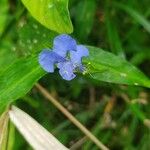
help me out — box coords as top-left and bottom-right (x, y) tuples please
(57, 61), (76, 81)
(39, 50), (66, 72)
(70, 45), (89, 65)
(38, 34), (89, 81)
(53, 34), (77, 57)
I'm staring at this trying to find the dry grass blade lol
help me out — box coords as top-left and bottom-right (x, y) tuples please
(0, 110), (9, 150)
(36, 83), (109, 150)
(9, 105), (68, 150)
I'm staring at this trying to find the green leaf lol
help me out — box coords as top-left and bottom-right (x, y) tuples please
(129, 103), (146, 122)
(74, 0), (96, 41)
(105, 2), (125, 58)
(21, 0), (73, 33)
(6, 122), (15, 150)
(0, 46), (150, 114)
(0, 56), (46, 114)
(0, 0), (8, 36)
(114, 3), (150, 33)
(84, 46), (150, 88)
(130, 49), (150, 65)
(0, 41), (18, 73)
(18, 18), (56, 55)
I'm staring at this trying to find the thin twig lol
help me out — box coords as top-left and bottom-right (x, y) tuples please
(35, 83), (109, 150)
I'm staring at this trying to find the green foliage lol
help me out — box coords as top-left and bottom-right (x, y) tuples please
(0, 41), (17, 72)
(0, 0), (8, 36)
(105, 1), (125, 58)
(0, 0), (150, 149)
(21, 0), (73, 33)
(0, 56), (45, 114)
(84, 46), (150, 88)
(0, 45), (149, 115)
(115, 2), (150, 33)
(18, 19), (56, 55)
(74, 0), (96, 41)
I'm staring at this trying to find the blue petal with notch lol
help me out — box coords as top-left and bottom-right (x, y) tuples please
(53, 34), (77, 57)
(70, 45), (89, 66)
(58, 61), (76, 81)
(39, 49), (65, 72)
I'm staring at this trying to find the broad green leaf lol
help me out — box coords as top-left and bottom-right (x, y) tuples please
(21, 0), (73, 33)
(0, 56), (46, 114)
(84, 46), (150, 88)
(0, 41), (17, 72)
(114, 3), (150, 33)
(18, 18), (56, 55)
(0, 46), (150, 114)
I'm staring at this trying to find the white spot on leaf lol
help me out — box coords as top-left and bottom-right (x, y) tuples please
(48, 4), (54, 8)
(33, 39), (38, 44)
(12, 47), (16, 51)
(134, 83), (138, 86)
(33, 24), (38, 29)
(120, 73), (127, 77)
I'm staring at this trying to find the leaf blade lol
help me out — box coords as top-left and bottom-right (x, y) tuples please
(0, 46), (150, 115)
(21, 0), (73, 33)
(84, 46), (150, 88)
(114, 3), (150, 33)
(105, 2), (125, 58)
(74, 0), (96, 41)
(0, 56), (45, 114)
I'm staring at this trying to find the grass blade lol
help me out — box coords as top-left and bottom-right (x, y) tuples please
(0, 110), (9, 150)
(9, 106), (68, 150)
(114, 3), (150, 33)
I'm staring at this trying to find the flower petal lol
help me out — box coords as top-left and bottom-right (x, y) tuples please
(39, 49), (65, 72)
(53, 34), (77, 57)
(70, 45), (89, 66)
(58, 61), (76, 81)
